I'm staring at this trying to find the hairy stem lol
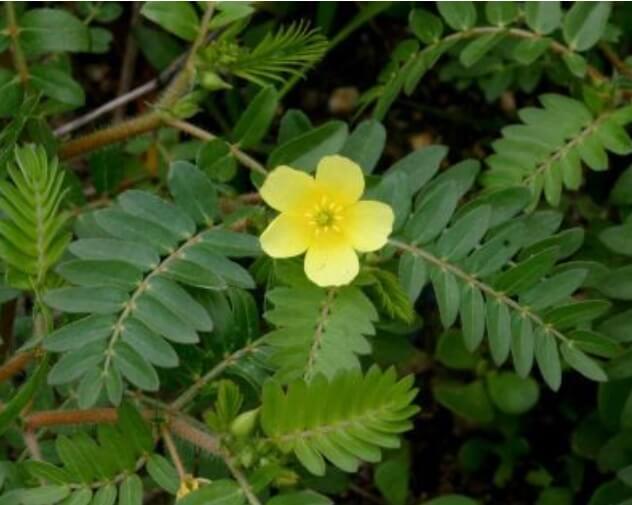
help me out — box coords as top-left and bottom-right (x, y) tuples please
(161, 427), (186, 479)
(25, 407), (119, 429)
(0, 351), (35, 383)
(58, 3), (215, 160)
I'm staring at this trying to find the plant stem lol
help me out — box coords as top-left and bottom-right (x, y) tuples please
(58, 2), (216, 160)
(161, 427), (186, 479)
(222, 449), (262, 505)
(25, 405), (222, 456)
(388, 238), (569, 344)
(4, 2), (29, 85)
(170, 337), (265, 411)
(54, 55), (186, 137)
(0, 351), (35, 383)
(113, 2), (142, 122)
(166, 119), (268, 176)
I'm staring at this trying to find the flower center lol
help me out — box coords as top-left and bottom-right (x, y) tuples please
(305, 195), (343, 235)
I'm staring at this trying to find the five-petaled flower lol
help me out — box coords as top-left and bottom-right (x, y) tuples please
(259, 155), (394, 287)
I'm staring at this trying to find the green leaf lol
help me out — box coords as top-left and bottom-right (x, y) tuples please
(95, 208), (179, 254)
(209, 2), (255, 30)
(55, 435), (95, 482)
(0, 145), (71, 287)
(266, 491), (332, 505)
(56, 260), (143, 289)
(460, 285), (485, 352)
(421, 496), (479, 505)
(563, 2), (611, 51)
(69, 238), (159, 271)
(544, 300), (611, 329)
(486, 298), (511, 366)
(596, 119), (632, 155)
(0, 69), (22, 117)
(118, 402), (154, 453)
(436, 330), (477, 371)
(265, 284), (376, 381)
(147, 275), (213, 331)
(385, 145), (447, 194)
(485, 2), (518, 26)
(118, 475), (143, 505)
(525, 2), (561, 34)
(141, 1), (200, 41)
(48, 342), (104, 385)
(278, 109), (312, 144)
(268, 121), (348, 172)
(118, 190), (196, 239)
(197, 139), (237, 182)
(18, 485), (70, 505)
(23, 461), (73, 485)
(437, 2), (476, 30)
(200, 229), (261, 257)
(168, 161), (218, 225)
(261, 368), (418, 474)
(122, 318), (179, 368)
(409, 9), (443, 44)
(431, 268), (460, 329)
(405, 181), (459, 244)
(178, 480), (245, 505)
(398, 251), (427, 302)
(112, 341), (159, 391)
(226, 22), (327, 87)
(535, 331), (561, 390)
(486, 372), (540, 414)
(520, 269), (587, 310)
(19, 8), (90, 55)
(60, 488), (92, 505)
(375, 449), (410, 505)
(512, 38), (550, 65)
(438, 205), (491, 261)
(511, 316), (534, 378)
(493, 247), (559, 295)
(560, 341), (607, 381)
(434, 380), (494, 424)
(339, 120), (386, 174)
(92, 485), (117, 505)
(134, 25), (183, 71)
(0, 357), (48, 435)
(147, 454), (179, 494)
(233, 87), (279, 149)
(562, 52), (588, 78)
(460, 32), (505, 68)
(44, 287), (128, 314)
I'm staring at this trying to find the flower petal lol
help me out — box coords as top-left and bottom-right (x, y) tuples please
(315, 155), (364, 205)
(260, 166), (316, 212)
(260, 214), (311, 258)
(304, 241), (359, 287)
(345, 200), (394, 252)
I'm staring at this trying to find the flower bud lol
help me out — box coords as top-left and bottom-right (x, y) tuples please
(200, 71), (231, 91)
(230, 408), (260, 438)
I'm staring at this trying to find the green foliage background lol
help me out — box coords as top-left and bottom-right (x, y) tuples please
(0, 1), (632, 504)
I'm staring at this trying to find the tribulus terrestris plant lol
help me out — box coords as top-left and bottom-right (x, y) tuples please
(1, 2), (632, 505)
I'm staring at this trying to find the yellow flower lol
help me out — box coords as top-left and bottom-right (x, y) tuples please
(260, 155), (394, 287)
(176, 475), (210, 500)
